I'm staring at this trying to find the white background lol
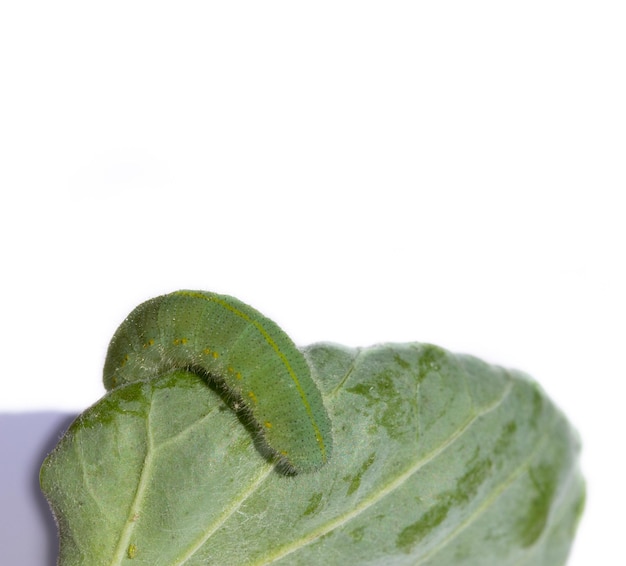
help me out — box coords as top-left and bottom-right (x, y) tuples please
(1, 2), (624, 564)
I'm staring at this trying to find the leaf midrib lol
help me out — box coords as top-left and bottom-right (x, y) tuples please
(110, 401), (156, 565)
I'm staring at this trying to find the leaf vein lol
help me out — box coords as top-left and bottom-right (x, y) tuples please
(172, 465), (274, 565)
(256, 378), (514, 564)
(109, 394), (155, 565)
(153, 406), (218, 454)
(75, 429), (108, 520)
(414, 411), (557, 564)
(328, 347), (363, 398)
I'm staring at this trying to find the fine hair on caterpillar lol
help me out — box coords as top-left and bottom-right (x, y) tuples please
(188, 362), (300, 475)
(103, 290), (333, 474)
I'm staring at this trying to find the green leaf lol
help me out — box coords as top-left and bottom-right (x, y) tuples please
(40, 343), (584, 565)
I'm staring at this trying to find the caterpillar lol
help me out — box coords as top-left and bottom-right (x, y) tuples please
(103, 290), (332, 473)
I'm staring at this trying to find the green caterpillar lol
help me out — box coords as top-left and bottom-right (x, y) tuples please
(103, 290), (332, 473)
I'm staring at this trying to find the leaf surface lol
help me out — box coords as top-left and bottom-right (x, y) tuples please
(40, 343), (584, 565)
